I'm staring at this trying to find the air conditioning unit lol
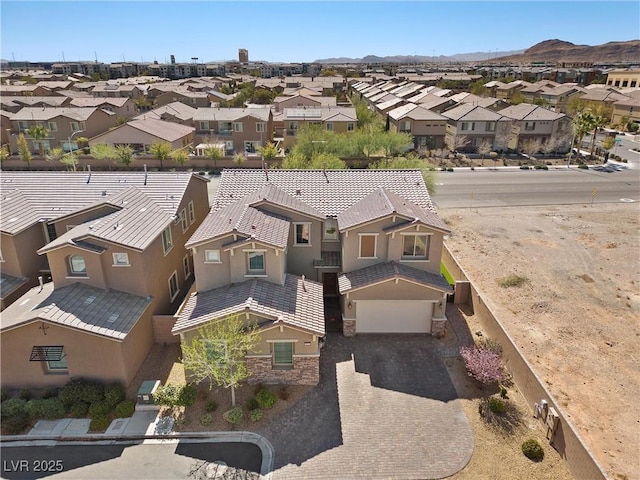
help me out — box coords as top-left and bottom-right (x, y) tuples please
(546, 407), (559, 439)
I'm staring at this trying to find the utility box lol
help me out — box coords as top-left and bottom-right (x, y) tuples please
(546, 407), (560, 439)
(137, 380), (160, 405)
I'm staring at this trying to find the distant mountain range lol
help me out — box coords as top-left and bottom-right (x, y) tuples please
(315, 39), (640, 64)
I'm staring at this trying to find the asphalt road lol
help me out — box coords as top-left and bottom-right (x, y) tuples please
(0, 441), (262, 480)
(431, 168), (640, 209)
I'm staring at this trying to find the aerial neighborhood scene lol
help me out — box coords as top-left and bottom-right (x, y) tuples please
(0, 1), (639, 479)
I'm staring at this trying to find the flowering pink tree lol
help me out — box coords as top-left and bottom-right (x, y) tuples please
(460, 345), (505, 385)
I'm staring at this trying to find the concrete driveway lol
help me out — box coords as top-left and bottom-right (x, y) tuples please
(257, 333), (474, 479)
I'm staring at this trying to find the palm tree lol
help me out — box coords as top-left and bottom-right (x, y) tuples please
(586, 107), (609, 157)
(148, 141), (172, 170)
(27, 125), (49, 158)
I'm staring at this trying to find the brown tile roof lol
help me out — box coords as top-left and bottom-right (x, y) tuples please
(1, 282), (152, 340)
(338, 261), (452, 294)
(10, 107), (110, 122)
(388, 103), (447, 121)
(121, 118), (195, 142)
(172, 274), (325, 335)
(0, 273), (29, 299)
(441, 103), (504, 122)
(313, 250), (342, 268)
(337, 188), (448, 232)
(498, 104), (565, 121)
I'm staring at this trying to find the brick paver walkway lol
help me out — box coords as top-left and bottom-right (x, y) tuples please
(257, 334), (474, 479)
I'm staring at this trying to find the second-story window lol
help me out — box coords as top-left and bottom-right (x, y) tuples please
(233, 122), (243, 133)
(112, 252), (130, 266)
(168, 271), (179, 301)
(256, 122), (265, 133)
(205, 249), (220, 263)
(294, 223), (311, 246)
(69, 255), (87, 276)
(199, 121), (209, 131)
(247, 251), (266, 275)
(524, 121), (536, 131)
(180, 208), (188, 233)
(70, 122), (81, 132)
(48, 122), (57, 132)
(188, 201), (195, 224)
(485, 122), (496, 132)
(358, 234), (377, 259)
(347, 123), (355, 132)
(326, 122), (334, 131)
(323, 218), (338, 241)
(402, 234), (430, 260)
(162, 226), (173, 255)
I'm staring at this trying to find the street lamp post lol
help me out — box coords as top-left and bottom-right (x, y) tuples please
(68, 130), (84, 155)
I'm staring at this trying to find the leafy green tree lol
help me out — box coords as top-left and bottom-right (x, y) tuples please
(180, 314), (259, 407)
(60, 152), (79, 171)
(378, 131), (412, 158)
(470, 79), (488, 96)
(0, 144), (9, 163)
(17, 133), (32, 167)
(256, 142), (279, 163)
(509, 91), (525, 105)
(204, 144), (223, 169)
(114, 144), (134, 166)
(27, 125), (49, 157)
(90, 143), (117, 170)
(45, 147), (65, 163)
(368, 154), (438, 193)
(171, 149), (189, 167)
(585, 106), (610, 156)
(601, 136), (615, 151)
(233, 152), (247, 165)
(148, 141), (172, 170)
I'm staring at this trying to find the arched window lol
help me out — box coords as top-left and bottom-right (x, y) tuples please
(69, 255), (86, 275)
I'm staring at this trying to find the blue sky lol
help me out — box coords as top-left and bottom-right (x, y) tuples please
(1, 1), (639, 63)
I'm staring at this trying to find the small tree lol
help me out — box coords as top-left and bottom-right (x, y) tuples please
(477, 139), (492, 165)
(204, 144), (223, 170)
(460, 344), (505, 385)
(233, 152), (247, 166)
(180, 314), (259, 407)
(148, 141), (172, 170)
(114, 144), (134, 166)
(520, 138), (542, 164)
(27, 125), (49, 157)
(256, 142), (279, 164)
(60, 152), (79, 171)
(90, 143), (117, 170)
(17, 133), (32, 167)
(45, 147), (65, 163)
(0, 144), (9, 163)
(171, 149), (189, 167)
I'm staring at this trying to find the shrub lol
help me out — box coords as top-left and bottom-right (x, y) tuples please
(460, 345), (505, 385)
(522, 439), (544, 461)
(177, 385), (197, 407)
(59, 378), (104, 407)
(114, 400), (135, 418)
(19, 388), (32, 401)
(488, 397), (506, 414)
(255, 388), (278, 409)
(250, 409), (263, 422)
(499, 386), (509, 399)
(447, 167), (454, 172)
(245, 397), (259, 411)
(68, 401), (89, 418)
(104, 383), (126, 407)
(40, 387), (58, 399)
(1, 398), (27, 418)
(206, 400), (218, 413)
(578, 163), (588, 169)
(0, 389), (8, 402)
(2, 411), (30, 434)
(278, 386), (290, 401)
(519, 165), (530, 170)
(223, 407), (243, 425)
(25, 398), (65, 420)
(200, 413), (214, 426)
(153, 384), (180, 407)
(497, 274), (528, 288)
(89, 415), (111, 432)
(479, 337), (503, 355)
(88, 400), (112, 418)
(253, 383), (264, 395)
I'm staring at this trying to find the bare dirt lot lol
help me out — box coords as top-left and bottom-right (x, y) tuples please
(442, 202), (640, 480)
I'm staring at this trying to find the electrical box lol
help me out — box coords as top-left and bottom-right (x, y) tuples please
(546, 407), (559, 438)
(137, 380), (160, 405)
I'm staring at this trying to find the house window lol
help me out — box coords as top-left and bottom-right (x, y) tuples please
(47, 347), (68, 371)
(256, 122), (265, 133)
(69, 255), (86, 275)
(180, 208), (188, 233)
(247, 251), (266, 275)
(188, 201), (195, 224)
(183, 254), (191, 278)
(18, 121), (28, 131)
(294, 223), (311, 246)
(48, 122), (57, 132)
(112, 252), (130, 266)
(358, 234), (377, 259)
(199, 121), (210, 131)
(168, 271), (179, 301)
(631, 80), (637, 88)
(326, 122), (334, 131)
(323, 218), (338, 241)
(272, 342), (293, 367)
(233, 122), (243, 132)
(485, 122), (496, 132)
(244, 141), (259, 154)
(347, 122), (355, 132)
(402, 234), (430, 260)
(70, 122), (81, 132)
(162, 226), (173, 255)
(622, 80), (628, 87)
(524, 121), (536, 131)
(401, 120), (412, 132)
(205, 249), (221, 263)
(461, 122), (475, 131)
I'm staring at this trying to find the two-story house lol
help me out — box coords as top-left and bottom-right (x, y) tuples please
(172, 169), (452, 386)
(132, 102), (198, 126)
(69, 97), (139, 118)
(387, 103), (448, 150)
(0, 172), (210, 389)
(192, 108), (273, 155)
(272, 93), (336, 112)
(498, 103), (572, 152)
(282, 107), (357, 148)
(441, 104), (510, 152)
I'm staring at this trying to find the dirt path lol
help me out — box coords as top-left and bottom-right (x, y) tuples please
(442, 203), (640, 480)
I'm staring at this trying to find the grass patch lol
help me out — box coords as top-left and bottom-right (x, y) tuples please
(441, 263), (455, 285)
(497, 274), (528, 288)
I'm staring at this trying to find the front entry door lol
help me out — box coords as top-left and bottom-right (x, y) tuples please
(322, 272), (338, 296)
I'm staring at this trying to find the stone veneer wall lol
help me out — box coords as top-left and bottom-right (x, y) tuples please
(430, 318), (446, 338)
(247, 356), (319, 385)
(343, 319), (356, 337)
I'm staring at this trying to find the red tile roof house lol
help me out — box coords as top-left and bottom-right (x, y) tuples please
(172, 169), (452, 386)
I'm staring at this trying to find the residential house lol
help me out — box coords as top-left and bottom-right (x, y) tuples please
(173, 169), (452, 386)
(192, 108), (273, 155)
(520, 81), (559, 104)
(69, 97), (138, 118)
(90, 84), (144, 99)
(495, 80), (531, 100)
(282, 107), (357, 148)
(133, 102), (198, 126)
(606, 69), (640, 89)
(611, 96), (640, 126)
(536, 85), (586, 113)
(498, 103), (572, 152)
(441, 103), (510, 152)
(88, 117), (195, 153)
(387, 103), (447, 149)
(7, 107), (118, 154)
(0, 171), (210, 389)
(1, 110), (12, 146)
(272, 93), (336, 112)
(0, 85), (54, 97)
(577, 88), (631, 114)
(0, 96), (71, 113)
(154, 89), (211, 109)
(374, 96), (405, 115)
(411, 93), (457, 113)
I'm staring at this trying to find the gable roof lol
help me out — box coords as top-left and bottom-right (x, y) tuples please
(133, 101), (197, 122)
(441, 103), (504, 122)
(172, 274), (325, 335)
(498, 103), (565, 121)
(11, 107), (111, 122)
(337, 188), (449, 232)
(114, 118), (195, 142)
(338, 261), (453, 294)
(192, 107), (270, 122)
(1, 282), (152, 340)
(388, 103), (447, 122)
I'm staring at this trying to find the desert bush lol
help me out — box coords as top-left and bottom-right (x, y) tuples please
(522, 439), (544, 461)
(1, 398), (27, 418)
(479, 337), (503, 354)
(245, 397), (259, 411)
(205, 400), (218, 413)
(114, 400), (135, 418)
(519, 165), (530, 170)
(578, 163), (588, 169)
(488, 397), (506, 414)
(460, 345), (505, 385)
(40, 387), (58, 399)
(69, 401), (89, 418)
(497, 274), (528, 288)
(104, 383), (126, 407)
(88, 400), (112, 418)
(200, 413), (213, 426)
(223, 407), (243, 425)
(19, 388), (32, 401)
(25, 398), (65, 420)
(278, 386), (290, 401)
(250, 409), (263, 422)
(177, 385), (197, 407)
(0, 389), (8, 402)
(255, 388), (277, 409)
(2, 411), (30, 434)
(153, 384), (180, 407)
(89, 415), (111, 432)
(59, 378), (104, 407)
(499, 386), (509, 399)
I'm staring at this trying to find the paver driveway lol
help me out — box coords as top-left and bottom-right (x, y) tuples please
(257, 333), (474, 479)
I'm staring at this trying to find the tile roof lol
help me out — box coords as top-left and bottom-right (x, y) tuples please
(498, 104), (565, 121)
(1, 282), (152, 340)
(7, 96), (69, 107)
(69, 97), (131, 108)
(388, 103), (447, 121)
(10, 107), (109, 122)
(337, 188), (449, 232)
(172, 275), (325, 335)
(213, 169), (437, 219)
(441, 103), (504, 122)
(338, 261), (453, 294)
(313, 251), (342, 268)
(192, 107), (271, 122)
(0, 273), (29, 298)
(282, 107), (356, 122)
(118, 118), (195, 142)
(0, 172), (205, 236)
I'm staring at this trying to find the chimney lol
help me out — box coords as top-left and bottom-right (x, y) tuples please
(144, 164), (148, 185)
(86, 164), (92, 184)
(38, 276), (44, 293)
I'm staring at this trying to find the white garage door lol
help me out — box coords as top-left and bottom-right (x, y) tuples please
(356, 300), (434, 333)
